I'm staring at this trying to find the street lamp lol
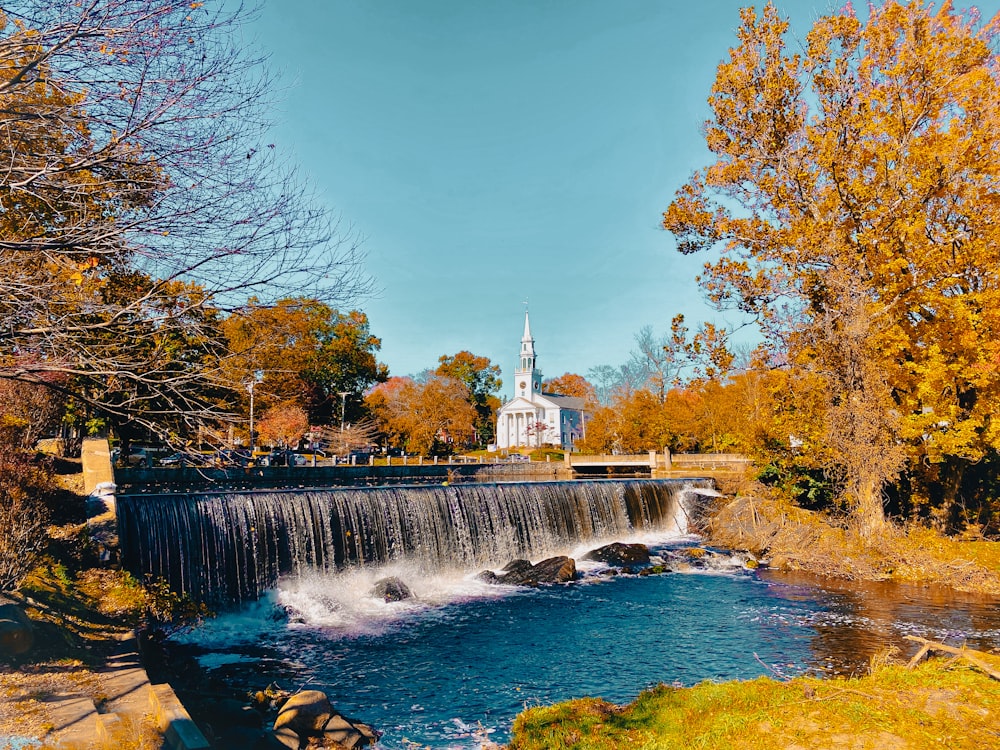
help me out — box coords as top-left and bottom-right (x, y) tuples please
(338, 391), (349, 433)
(337, 391), (349, 460)
(248, 370), (263, 452)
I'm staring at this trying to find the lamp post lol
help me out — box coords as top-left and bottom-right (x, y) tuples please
(338, 391), (349, 432)
(248, 371), (263, 452)
(337, 391), (349, 460)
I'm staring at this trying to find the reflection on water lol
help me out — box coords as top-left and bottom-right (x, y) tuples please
(758, 570), (1000, 676)
(175, 548), (1000, 749)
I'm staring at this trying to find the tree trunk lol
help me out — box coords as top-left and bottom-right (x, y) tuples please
(853, 476), (887, 541)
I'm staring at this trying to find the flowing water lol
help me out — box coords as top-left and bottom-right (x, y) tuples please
(125, 480), (1000, 748)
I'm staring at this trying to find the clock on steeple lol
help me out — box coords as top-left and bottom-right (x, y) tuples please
(515, 311), (542, 399)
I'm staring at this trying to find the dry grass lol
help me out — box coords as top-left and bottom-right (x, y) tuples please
(706, 487), (1000, 596)
(507, 654), (1000, 749)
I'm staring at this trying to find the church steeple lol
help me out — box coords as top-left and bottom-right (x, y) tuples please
(515, 310), (542, 400)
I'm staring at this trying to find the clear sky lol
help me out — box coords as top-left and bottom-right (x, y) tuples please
(244, 1), (999, 399)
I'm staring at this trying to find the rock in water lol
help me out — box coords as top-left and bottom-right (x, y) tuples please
(325, 713), (380, 747)
(0, 601), (34, 656)
(372, 576), (413, 602)
(501, 559), (534, 577)
(475, 569), (499, 584)
(273, 689), (334, 738)
(531, 556), (577, 583)
(497, 556), (577, 585)
(582, 542), (651, 566)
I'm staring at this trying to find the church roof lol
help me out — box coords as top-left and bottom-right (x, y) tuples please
(540, 393), (586, 410)
(499, 392), (587, 413)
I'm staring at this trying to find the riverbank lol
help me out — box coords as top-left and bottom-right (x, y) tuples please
(705, 489), (1000, 596)
(507, 650), (1000, 749)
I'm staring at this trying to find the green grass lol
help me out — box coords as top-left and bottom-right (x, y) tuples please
(507, 658), (1000, 749)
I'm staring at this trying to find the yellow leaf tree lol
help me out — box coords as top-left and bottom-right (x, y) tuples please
(663, 1), (1000, 535)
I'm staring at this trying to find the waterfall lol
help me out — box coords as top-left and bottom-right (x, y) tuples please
(117, 478), (709, 605)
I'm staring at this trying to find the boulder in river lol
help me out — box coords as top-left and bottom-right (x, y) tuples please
(372, 576), (413, 602)
(582, 542), (651, 567)
(324, 712), (380, 747)
(493, 556), (577, 585)
(273, 689), (334, 738)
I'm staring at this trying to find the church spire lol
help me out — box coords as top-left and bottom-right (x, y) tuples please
(515, 309), (541, 400)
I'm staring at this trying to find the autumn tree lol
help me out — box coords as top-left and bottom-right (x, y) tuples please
(366, 375), (477, 456)
(312, 420), (380, 456)
(0, 371), (67, 450)
(0, 448), (61, 592)
(586, 363), (647, 405)
(543, 373), (598, 407)
(256, 403), (309, 449)
(436, 351), (502, 446)
(0, 1), (369, 441)
(221, 300), (387, 431)
(663, 1), (1000, 535)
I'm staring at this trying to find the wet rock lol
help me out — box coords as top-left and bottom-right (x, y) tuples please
(498, 556), (576, 585)
(475, 569), (498, 584)
(531, 556), (577, 583)
(0, 600), (34, 656)
(273, 689), (334, 738)
(582, 542), (651, 567)
(324, 713), (380, 747)
(372, 576), (413, 602)
(271, 726), (300, 749)
(638, 565), (668, 577)
(500, 559), (534, 578)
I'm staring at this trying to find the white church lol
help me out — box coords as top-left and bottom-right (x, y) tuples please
(496, 312), (588, 451)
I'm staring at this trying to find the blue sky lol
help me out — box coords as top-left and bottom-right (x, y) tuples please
(245, 1), (999, 399)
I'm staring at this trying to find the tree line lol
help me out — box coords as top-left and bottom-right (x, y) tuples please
(5, 0), (1000, 551)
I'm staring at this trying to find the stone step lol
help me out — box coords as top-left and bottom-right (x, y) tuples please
(45, 695), (99, 749)
(101, 666), (153, 717)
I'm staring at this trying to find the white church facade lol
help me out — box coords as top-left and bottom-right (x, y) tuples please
(496, 312), (588, 451)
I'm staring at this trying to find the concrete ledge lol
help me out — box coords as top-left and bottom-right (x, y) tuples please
(96, 712), (123, 744)
(149, 683), (211, 750)
(47, 696), (99, 749)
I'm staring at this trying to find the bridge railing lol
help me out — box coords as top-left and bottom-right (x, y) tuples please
(566, 451), (752, 471)
(568, 454), (651, 464)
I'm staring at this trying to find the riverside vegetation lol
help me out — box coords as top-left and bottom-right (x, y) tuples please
(504, 482), (1000, 749)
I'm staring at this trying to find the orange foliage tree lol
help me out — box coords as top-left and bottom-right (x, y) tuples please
(256, 403), (310, 449)
(365, 376), (477, 456)
(221, 299), (387, 430)
(664, 1), (1000, 535)
(436, 351), (502, 447)
(543, 373), (598, 407)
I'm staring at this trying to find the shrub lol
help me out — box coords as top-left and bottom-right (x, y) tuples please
(0, 448), (60, 592)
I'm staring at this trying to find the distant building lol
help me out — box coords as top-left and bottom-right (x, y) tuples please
(496, 312), (587, 451)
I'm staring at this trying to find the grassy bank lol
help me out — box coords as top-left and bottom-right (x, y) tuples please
(508, 654), (1000, 749)
(704, 489), (1000, 596)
